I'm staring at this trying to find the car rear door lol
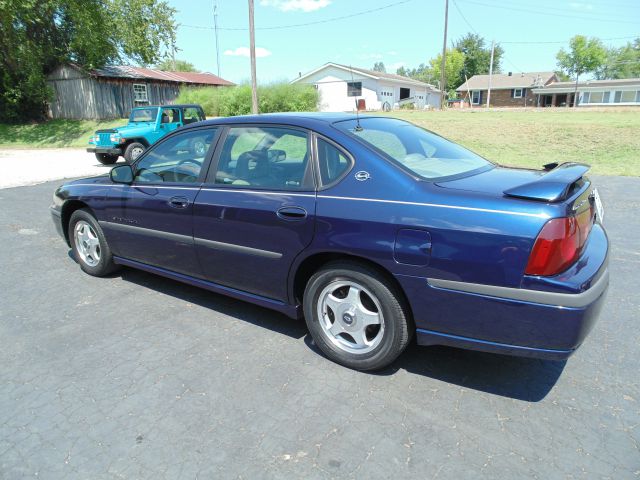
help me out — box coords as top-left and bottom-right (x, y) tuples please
(102, 126), (219, 277)
(192, 125), (316, 302)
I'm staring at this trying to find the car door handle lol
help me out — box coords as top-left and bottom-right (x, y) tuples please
(168, 196), (190, 209)
(276, 206), (307, 221)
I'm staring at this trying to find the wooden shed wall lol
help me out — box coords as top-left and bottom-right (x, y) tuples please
(47, 65), (182, 119)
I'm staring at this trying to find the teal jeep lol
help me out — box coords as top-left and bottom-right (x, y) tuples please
(87, 104), (206, 164)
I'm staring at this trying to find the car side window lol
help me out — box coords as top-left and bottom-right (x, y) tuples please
(134, 129), (216, 184)
(316, 138), (352, 185)
(214, 126), (312, 190)
(183, 107), (204, 124)
(160, 108), (180, 124)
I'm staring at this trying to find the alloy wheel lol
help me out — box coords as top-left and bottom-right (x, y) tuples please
(74, 220), (101, 267)
(317, 280), (385, 354)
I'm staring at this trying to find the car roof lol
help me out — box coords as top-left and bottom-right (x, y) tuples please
(185, 112), (364, 129)
(131, 104), (203, 109)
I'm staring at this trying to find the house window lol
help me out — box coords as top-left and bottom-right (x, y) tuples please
(471, 90), (481, 105)
(582, 92), (591, 104)
(636, 91), (640, 103)
(620, 90), (636, 103)
(513, 88), (523, 98)
(347, 82), (362, 97)
(603, 91), (610, 103)
(588, 92), (604, 104)
(133, 84), (148, 103)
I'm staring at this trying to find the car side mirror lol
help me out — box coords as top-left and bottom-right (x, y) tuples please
(110, 164), (134, 184)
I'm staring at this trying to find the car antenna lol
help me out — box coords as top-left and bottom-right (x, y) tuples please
(350, 65), (363, 132)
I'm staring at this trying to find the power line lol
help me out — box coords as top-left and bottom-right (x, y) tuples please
(451, 0), (525, 73)
(501, 36), (638, 45)
(181, 0), (413, 31)
(456, 0), (639, 25)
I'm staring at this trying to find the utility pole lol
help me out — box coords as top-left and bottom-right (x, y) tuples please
(213, 0), (221, 77)
(439, 0), (449, 110)
(486, 40), (495, 109)
(248, 0), (259, 114)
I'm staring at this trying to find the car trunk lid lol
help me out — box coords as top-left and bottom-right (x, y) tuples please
(436, 162), (591, 204)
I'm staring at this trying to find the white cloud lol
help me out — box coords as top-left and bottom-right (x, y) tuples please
(224, 47), (272, 58)
(568, 2), (593, 10)
(260, 0), (331, 12)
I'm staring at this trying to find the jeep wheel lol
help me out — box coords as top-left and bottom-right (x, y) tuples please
(124, 142), (146, 163)
(95, 153), (118, 165)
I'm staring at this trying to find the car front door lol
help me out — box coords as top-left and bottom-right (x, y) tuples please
(103, 127), (219, 277)
(192, 125), (316, 302)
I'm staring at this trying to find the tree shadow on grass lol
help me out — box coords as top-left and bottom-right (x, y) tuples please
(0, 120), (88, 147)
(108, 264), (565, 402)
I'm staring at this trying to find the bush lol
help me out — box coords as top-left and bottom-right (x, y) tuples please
(176, 82), (318, 117)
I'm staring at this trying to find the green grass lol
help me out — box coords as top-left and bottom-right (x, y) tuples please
(1, 109), (639, 176)
(0, 119), (127, 148)
(381, 109), (640, 176)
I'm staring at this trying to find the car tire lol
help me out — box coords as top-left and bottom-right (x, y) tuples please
(69, 209), (119, 277)
(303, 261), (412, 371)
(382, 101), (391, 112)
(95, 153), (118, 165)
(124, 142), (146, 163)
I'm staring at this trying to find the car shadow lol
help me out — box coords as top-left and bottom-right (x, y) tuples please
(105, 263), (565, 402)
(303, 335), (565, 402)
(118, 267), (309, 340)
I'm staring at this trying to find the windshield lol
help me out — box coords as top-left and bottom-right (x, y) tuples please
(334, 117), (492, 180)
(129, 107), (158, 123)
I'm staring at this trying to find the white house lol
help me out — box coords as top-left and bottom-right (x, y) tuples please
(533, 78), (640, 107)
(291, 63), (441, 112)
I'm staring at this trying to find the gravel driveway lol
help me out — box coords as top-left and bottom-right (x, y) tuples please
(0, 149), (118, 189)
(0, 175), (638, 479)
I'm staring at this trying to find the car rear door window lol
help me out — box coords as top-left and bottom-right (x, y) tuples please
(134, 129), (216, 184)
(316, 137), (352, 186)
(213, 126), (313, 190)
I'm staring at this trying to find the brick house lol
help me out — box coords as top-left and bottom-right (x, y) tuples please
(456, 71), (557, 107)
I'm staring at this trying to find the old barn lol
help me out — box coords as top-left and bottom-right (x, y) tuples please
(47, 64), (234, 120)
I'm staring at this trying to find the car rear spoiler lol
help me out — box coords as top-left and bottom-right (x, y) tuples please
(503, 163), (590, 203)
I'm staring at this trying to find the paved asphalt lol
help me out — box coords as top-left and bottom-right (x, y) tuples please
(0, 176), (638, 479)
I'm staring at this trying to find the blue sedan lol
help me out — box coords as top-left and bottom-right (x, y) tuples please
(51, 113), (609, 370)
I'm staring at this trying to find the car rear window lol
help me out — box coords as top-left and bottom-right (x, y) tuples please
(334, 117), (492, 180)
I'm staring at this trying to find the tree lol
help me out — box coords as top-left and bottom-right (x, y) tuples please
(595, 38), (640, 80)
(0, 0), (177, 122)
(428, 49), (465, 96)
(396, 66), (409, 77)
(155, 59), (198, 72)
(556, 35), (607, 107)
(453, 33), (503, 87)
(372, 61), (386, 73)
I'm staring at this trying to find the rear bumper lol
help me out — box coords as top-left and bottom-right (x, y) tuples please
(397, 225), (609, 361)
(87, 147), (121, 155)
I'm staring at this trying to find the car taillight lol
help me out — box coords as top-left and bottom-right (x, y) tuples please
(525, 207), (594, 276)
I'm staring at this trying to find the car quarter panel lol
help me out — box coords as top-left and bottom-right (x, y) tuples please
(302, 129), (554, 290)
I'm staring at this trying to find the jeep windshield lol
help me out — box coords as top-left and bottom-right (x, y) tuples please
(334, 117), (492, 180)
(129, 107), (158, 123)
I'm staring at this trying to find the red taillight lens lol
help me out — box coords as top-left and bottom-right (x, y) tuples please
(525, 210), (594, 276)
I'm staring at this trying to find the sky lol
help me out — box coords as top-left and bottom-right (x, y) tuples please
(166, 0), (640, 84)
